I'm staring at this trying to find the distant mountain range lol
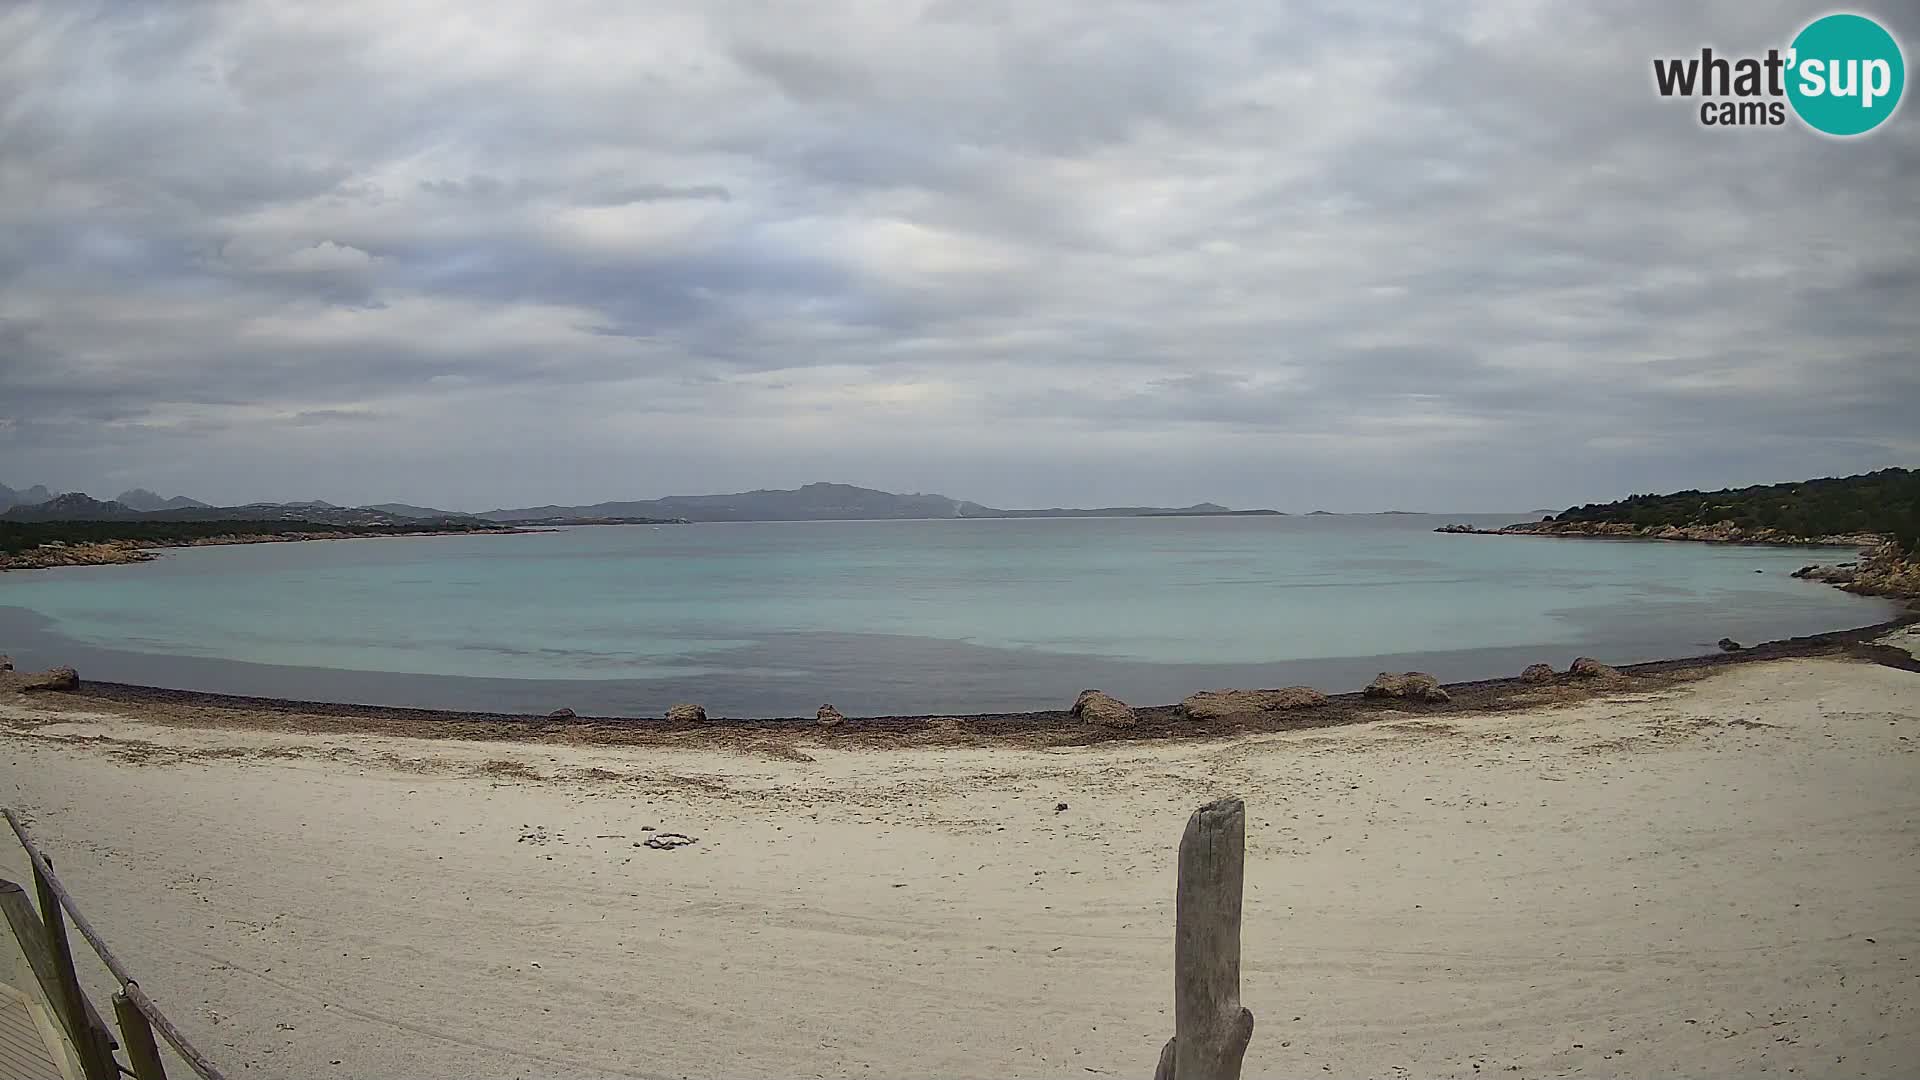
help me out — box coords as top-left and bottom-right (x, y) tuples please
(0, 482), (55, 512)
(1, 480), (1283, 525)
(2, 484), (209, 513)
(474, 483), (1282, 522)
(0, 493), (488, 528)
(113, 488), (211, 512)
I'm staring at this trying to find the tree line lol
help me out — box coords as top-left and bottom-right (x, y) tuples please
(1552, 468), (1919, 555)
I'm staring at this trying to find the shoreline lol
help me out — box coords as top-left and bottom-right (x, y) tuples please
(9, 612), (1916, 745)
(1434, 520), (1883, 547)
(1435, 521), (1920, 602)
(0, 524), (544, 571)
(7, 647), (1917, 1078)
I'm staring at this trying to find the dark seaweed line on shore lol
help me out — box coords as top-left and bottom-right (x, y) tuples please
(56, 611), (1920, 735)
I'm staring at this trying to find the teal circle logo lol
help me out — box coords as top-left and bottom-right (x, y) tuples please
(1787, 13), (1905, 136)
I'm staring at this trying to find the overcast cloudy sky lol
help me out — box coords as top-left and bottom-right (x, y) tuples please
(2, 1), (1915, 512)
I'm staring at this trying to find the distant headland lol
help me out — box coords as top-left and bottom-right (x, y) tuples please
(1435, 468), (1919, 600)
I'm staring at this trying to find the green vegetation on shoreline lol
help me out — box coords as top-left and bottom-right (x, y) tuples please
(1553, 468), (1919, 555)
(0, 518), (507, 560)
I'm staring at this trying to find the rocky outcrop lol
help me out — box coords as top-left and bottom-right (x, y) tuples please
(1069, 689), (1137, 727)
(1181, 687), (1328, 720)
(1793, 562), (1857, 584)
(817, 704), (846, 727)
(1, 527), (526, 573)
(1793, 544), (1920, 601)
(1437, 518), (1883, 548)
(1362, 671), (1451, 704)
(1567, 657), (1619, 679)
(0, 541), (157, 571)
(17, 666), (78, 692)
(666, 703), (707, 723)
(1519, 663), (1556, 683)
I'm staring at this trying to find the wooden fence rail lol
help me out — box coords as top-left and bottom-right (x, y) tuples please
(3, 808), (224, 1080)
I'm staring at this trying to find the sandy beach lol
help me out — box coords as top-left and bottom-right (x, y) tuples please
(2, 633), (1917, 1079)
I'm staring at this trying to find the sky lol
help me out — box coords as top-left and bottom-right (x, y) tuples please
(2, 1), (1916, 514)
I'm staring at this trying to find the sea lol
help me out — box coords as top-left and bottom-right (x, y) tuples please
(0, 514), (1899, 717)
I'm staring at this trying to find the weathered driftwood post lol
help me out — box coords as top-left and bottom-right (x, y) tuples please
(1154, 797), (1253, 1080)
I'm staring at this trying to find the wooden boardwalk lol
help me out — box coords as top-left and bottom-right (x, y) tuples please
(0, 978), (78, 1080)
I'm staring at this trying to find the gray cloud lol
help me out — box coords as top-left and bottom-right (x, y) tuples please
(0, 0), (1914, 511)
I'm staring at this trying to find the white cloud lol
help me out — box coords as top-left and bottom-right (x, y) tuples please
(0, 0), (1915, 510)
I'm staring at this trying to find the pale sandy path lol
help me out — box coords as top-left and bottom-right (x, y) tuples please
(0, 653), (1916, 1079)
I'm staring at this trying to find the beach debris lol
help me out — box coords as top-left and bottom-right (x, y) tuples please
(1180, 686), (1327, 720)
(1362, 671), (1451, 704)
(1055, 802), (1069, 813)
(1519, 663), (1556, 683)
(545, 707), (577, 720)
(1567, 657), (1619, 678)
(17, 665), (78, 692)
(1717, 638), (1744, 652)
(817, 703), (846, 726)
(643, 832), (697, 850)
(666, 703), (707, 723)
(1070, 688), (1138, 727)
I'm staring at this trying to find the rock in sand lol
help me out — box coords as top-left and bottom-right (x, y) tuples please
(1180, 686), (1328, 720)
(1069, 689), (1137, 727)
(1568, 657), (1619, 678)
(1519, 662), (1556, 683)
(1362, 671), (1451, 703)
(666, 703), (707, 723)
(545, 707), (577, 720)
(817, 704), (846, 726)
(18, 666), (78, 692)
(1717, 638), (1744, 652)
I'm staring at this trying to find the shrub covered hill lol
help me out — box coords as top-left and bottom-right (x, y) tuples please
(1432, 468), (1920, 600)
(1551, 468), (1918, 555)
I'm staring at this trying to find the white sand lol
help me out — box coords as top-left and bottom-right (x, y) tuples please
(1, 653), (1917, 1079)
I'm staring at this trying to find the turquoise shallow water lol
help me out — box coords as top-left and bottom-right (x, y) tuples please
(0, 515), (1899, 716)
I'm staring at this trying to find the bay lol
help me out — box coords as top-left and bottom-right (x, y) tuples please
(0, 514), (1897, 716)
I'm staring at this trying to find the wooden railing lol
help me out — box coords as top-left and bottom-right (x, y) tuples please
(2, 809), (227, 1080)
(2, 798), (1253, 1080)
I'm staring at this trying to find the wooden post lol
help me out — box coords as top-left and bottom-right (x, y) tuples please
(33, 859), (118, 1080)
(1153, 798), (1254, 1080)
(115, 991), (170, 1080)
